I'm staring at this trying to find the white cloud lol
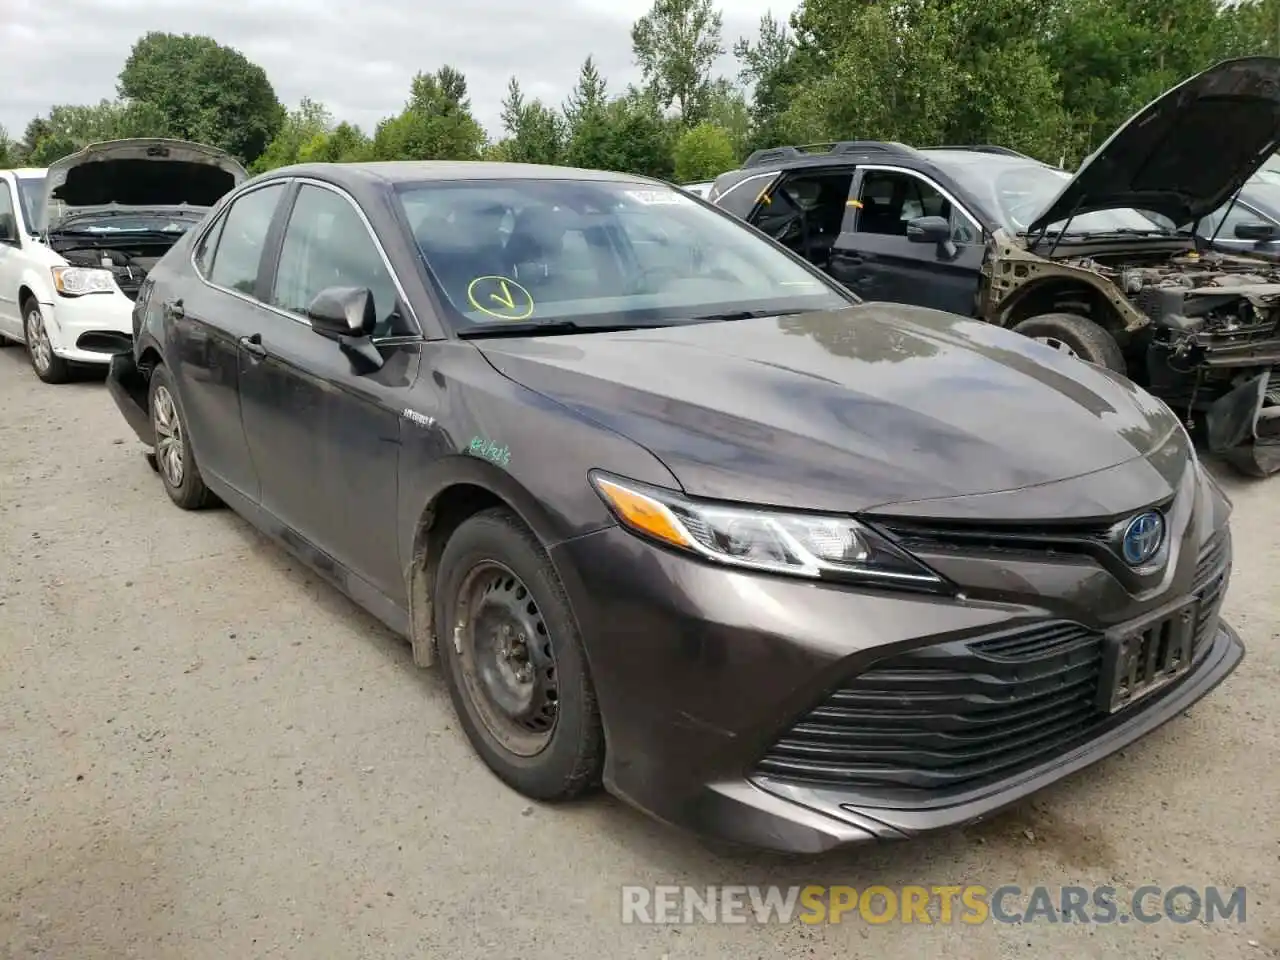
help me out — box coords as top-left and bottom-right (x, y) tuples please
(0, 0), (796, 142)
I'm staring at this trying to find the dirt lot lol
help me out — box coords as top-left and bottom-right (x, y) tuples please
(0, 345), (1277, 960)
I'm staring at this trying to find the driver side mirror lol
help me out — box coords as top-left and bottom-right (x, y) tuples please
(306, 285), (385, 372)
(906, 215), (951, 244)
(906, 215), (958, 261)
(1234, 221), (1278, 242)
(306, 286), (376, 339)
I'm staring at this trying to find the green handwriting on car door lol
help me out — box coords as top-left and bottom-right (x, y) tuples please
(468, 436), (511, 467)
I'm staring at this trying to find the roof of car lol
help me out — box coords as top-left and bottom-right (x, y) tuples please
(258, 161), (661, 188)
(2, 168), (48, 179)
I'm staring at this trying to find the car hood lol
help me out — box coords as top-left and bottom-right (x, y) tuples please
(42, 138), (247, 231)
(476, 304), (1184, 514)
(1028, 56), (1280, 234)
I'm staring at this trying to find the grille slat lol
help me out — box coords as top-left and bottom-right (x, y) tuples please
(755, 529), (1234, 797)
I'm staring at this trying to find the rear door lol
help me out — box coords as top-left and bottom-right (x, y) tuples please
(238, 179), (422, 599)
(829, 166), (985, 316)
(176, 180), (290, 500)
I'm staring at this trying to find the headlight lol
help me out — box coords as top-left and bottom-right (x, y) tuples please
(51, 266), (116, 297)
(590, 472), (946, 589)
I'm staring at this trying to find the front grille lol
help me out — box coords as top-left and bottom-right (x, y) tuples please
(754, 530), (1233, 796)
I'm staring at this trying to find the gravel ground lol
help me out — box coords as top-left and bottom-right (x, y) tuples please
(0, 345), (1277, 960)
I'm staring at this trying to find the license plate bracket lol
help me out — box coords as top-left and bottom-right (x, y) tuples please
(1097, 598), (1198, 714)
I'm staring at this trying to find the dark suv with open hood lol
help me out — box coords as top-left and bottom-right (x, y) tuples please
(709, 57), (1280, 476)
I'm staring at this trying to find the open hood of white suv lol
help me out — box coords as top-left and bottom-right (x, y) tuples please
(43, 138), (247, 231)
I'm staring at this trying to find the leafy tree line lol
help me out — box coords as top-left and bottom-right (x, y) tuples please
(3, 0), (1280, 185)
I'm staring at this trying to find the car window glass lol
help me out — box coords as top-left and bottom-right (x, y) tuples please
(0, 183), (15, 241)
(714, 173), (781, 219)
(1199, 202), (1272, 241)
(15, 177), (44, 233)
(396, 178), (848, 329)
(208, 183), (285, 296)
(194, 213), (226, 276)
(857, 170), (977, 244)
(272, 184), (403, 336)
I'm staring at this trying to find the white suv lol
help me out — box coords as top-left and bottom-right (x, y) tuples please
(0, 139), (246, 383)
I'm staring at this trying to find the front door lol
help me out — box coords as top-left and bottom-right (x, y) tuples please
(829, 167), (985, 316)
(237, 181), (421, 599)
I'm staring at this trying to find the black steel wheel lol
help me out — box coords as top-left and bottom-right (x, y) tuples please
(454, 561), (560, 756)
(436, 507), (604, 800)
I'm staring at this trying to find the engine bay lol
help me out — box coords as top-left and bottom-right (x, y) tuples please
(50, 239), (175, 302)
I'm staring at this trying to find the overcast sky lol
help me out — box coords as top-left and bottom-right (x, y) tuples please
(2, 0), (797, 143)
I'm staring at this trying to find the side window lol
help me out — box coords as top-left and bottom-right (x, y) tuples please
(715, 173), (781, 220)
(0, 182), (17, 244)
(271, 184), (404, 336)
(207, 183), (286, 297)
(1199, 202), (1272, 241)
(193, 213), (226, 277)
(856, 170), (979, 244)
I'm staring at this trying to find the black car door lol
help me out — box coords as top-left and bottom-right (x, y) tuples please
(172, 181), (289, 501)
(237, 180), (423, 600)
(829, 167), (986, 317)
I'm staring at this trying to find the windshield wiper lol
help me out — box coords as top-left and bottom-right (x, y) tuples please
(456, 320), (652, 339)
(688, 308), (812, 322)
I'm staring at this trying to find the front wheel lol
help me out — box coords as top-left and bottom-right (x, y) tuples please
(23, 299), (71, 384)
(148, 365), (215, 510)
(1012, 312), (1127, 374)
(435, 507), (604, 801)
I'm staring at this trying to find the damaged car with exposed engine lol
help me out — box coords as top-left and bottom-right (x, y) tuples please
(707, 56), (1280, 476)
(0, 138), (246, 383)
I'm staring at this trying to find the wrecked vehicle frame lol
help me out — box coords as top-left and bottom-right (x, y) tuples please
(708, 56), (1280, 475)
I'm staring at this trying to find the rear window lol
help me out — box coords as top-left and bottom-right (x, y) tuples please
(395, 178), (847, 331)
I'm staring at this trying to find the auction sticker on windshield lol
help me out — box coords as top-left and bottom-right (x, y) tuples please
(625, 189), (691, 205)
(466, 276), (535, 320)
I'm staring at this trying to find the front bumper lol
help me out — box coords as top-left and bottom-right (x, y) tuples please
(106, 350), (153, 446)
(38, 292), (134, 364)
(550, 524), (1243, 855)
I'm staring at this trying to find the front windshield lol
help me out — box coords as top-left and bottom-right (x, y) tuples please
(395, 178), (850, 331)
(16, 177), (45, 234)
(941, 160), (1167, 236)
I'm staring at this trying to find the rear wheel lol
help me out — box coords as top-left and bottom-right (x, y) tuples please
(23, 297), (71, 384)
(1012, 312), (1126, 373)
(435, 507), (604, 801)
(148, 365), (215, 510)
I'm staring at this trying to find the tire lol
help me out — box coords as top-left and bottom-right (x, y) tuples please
(147, 365), (215, 510)
(435, 507), (604, 801)
(1012, 312), (1126, 374)
(22, 296), (72, 384)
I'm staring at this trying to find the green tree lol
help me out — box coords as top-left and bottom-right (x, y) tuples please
(631, 0), (726, 124)
(563, 56), (609, 130)
(370, 67), (486, 161)
(252, 98), (334, 172)
(500, 78), (566, 164)
(673, 121), (737, 181)
(22, 99), (171, 165)
(117, 32), (284, 163)
(735, 11), (803, 151)
(0, 126), (14, 168)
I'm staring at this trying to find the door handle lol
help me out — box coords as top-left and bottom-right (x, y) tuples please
(164, 298), (184, 319)
(239, 333), (266, 357)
